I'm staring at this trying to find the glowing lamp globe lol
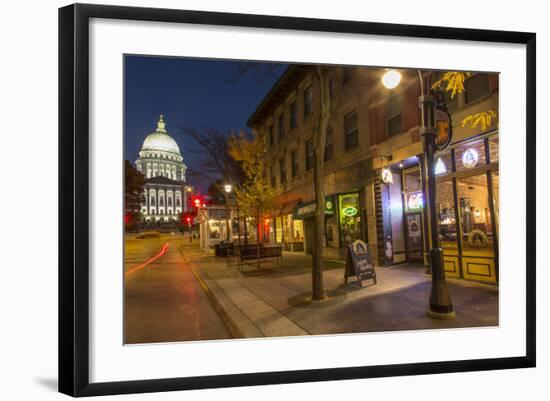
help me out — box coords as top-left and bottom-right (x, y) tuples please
(381, 70), (402, 89)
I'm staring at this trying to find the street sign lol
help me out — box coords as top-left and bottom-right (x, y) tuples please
(381, 168), (393, 184)
(292, 195), (335, 220)
(344, 240), (377, 287)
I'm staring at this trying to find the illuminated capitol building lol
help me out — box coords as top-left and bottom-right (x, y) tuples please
(135, 115), (188, 222)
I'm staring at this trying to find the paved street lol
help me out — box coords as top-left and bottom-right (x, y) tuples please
(124, 235), (498, 343)
(124, 234), (231, 344)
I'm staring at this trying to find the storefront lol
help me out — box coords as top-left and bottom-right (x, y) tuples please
(292, 196), (335, 255)
(197, 206), (233, 252)
(337, 192), (363, 248)
(375, 131), (499, 284)
(274, 200), (304, 252)
(290, 194), (369, 260)
(434, 132), (499, 283)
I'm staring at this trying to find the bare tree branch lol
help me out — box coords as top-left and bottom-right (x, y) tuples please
(224, 62), (284, 83)
(179, 125), (245, 192)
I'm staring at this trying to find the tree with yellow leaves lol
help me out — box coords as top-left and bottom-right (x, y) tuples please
(228, 130), (276, 270)
(431, 71), (498, 130)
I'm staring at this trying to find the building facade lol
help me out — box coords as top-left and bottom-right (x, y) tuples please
(248, 65), (499, 284)
(135, 115), (188, 222)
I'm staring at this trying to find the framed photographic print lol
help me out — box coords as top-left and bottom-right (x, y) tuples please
(58, 3), (536, 397)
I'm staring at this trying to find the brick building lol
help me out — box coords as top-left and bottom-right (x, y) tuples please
(247, 65), (499, 284)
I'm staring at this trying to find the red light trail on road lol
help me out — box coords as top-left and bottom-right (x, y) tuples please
(125, 243), (169, 276)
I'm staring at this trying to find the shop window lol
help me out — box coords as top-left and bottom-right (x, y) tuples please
(304, 86), (313, 116)
(293, 219), (304, 242)
(456, 174), (494, 251)
(290, 101), (297, 129)
(344, 110), (358, 150)
(455, 139), (486, 171)
(436, 178), (457, 244)
(282, 214), (292, 244)
(275, 216), (283, 243)
(492, 171), (499, 237)
(488, 136), (499, 163)
(279, 157), (287, 185)
(338, 193), (361, 248)
(278, 113), (285, 138)
(209, 220), (221, 239)
(291, 149), (299, 178)
(387, 94), (402, 137)
(324, 127), (334, 161)
(305, 139), (314, 171)
(465, 73), (490, 105)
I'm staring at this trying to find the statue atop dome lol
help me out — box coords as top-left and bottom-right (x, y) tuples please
(157, 114), (166, 132)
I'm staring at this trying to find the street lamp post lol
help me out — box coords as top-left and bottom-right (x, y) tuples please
(223, 183), (232, 242)
(382, 69), (455, 320)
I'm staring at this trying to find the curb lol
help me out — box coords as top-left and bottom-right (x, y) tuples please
(182, 250), (264, 339)
(189, 265), (245, 339)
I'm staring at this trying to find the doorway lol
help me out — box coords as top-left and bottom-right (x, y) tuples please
(405, 212), (424, 262)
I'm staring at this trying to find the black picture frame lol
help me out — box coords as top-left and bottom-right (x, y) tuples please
(59, 3), (536, 397)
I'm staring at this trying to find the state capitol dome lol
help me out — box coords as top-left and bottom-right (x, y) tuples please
(140, 114), (181, 155)
(135, 114), (187, 183)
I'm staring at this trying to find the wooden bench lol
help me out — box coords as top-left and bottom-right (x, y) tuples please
(236, 244), (283, 272)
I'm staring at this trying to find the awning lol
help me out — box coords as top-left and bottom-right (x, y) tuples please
(279, 199), (301, 216)
(293, 195), (335, 220)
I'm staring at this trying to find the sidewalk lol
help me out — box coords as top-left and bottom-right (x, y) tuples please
(179, 242), (499, 339)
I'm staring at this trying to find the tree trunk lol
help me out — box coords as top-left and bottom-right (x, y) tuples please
(256, 210), (261, 270)
(311, 66), (332, 301)
(237, 208), (242, 247)
(223, 192), (231, 241)
(244, 216), (248, 245)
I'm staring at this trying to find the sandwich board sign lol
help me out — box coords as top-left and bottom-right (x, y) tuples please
(344, 240), (377, 287)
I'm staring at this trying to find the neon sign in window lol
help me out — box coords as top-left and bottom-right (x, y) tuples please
(406, 191), (424, 210)
(435, 158), (447, 175)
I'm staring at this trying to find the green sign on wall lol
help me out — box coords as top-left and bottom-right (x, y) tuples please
(293, 195), (335, 220)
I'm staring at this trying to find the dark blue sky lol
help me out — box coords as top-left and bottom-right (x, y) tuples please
(124, 55), (284, 190)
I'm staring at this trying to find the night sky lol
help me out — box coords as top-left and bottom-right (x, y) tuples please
(124, 55), (285, 191)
